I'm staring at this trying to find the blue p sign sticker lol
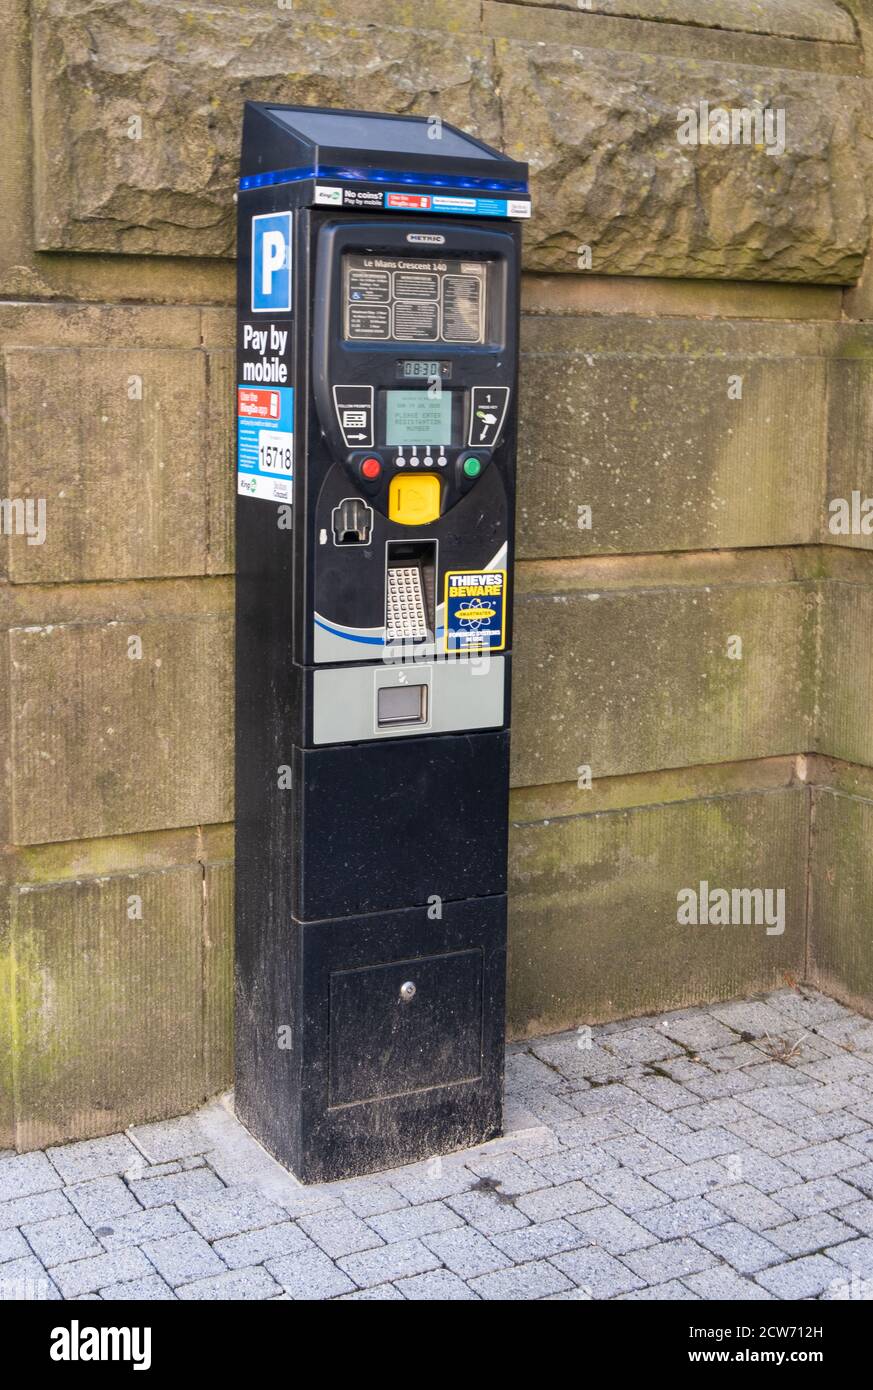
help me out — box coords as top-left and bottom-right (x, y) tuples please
(251, 212), (292, 313)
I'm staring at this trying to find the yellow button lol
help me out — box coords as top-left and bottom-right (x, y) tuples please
(388, 473), (441, 526)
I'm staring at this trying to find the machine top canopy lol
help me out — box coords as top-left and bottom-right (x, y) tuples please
(239, 102), (529, 196)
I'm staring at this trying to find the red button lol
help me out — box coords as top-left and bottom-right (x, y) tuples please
(361, 457), (381, 480)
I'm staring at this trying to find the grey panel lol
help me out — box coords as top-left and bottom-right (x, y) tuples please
(313, 656), (505, 744)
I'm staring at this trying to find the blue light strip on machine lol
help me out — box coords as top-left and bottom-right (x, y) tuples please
(239, 164), (529, 194)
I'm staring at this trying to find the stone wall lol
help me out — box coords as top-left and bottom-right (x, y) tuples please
(2, 0), (873, 1148)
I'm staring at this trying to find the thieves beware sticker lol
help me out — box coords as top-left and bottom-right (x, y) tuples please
(443, 570), (506, 652)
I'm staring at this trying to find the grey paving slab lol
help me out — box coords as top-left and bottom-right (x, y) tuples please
(395, 1269), (480, 1300)
(444, 1188), (530, 1236)
(695, 1222), (785, 1275)
(0, 1255), (61, 1300)
(527, 1145), (617, 1186)
(469, 1259), (575, 1301)
(337, 1283), (405, 1300)
(127, 1116), (212, 1165)
(791, 1111), (867, 1144)
(52, 1247), (154, 1299)
(97, 1204), (192, 1248)
(765, 990), (849, 1027)
(0, 1227), (30, 1263)
(585, 1167), (671, 1214)
(601, 1135), (676, 1176)
(684, 1266), (775, 1299)
(621, 1238), (717, 1283)
(46, 1136), (141, 1185)
(213, 1222), (314, 1269)
(101, 1275), (176, 1300)
(843, 1129), (873, 1158)
(649, 1159), (732, 1201)
(708, 999), (793, 1038)
(568, 1083), (640, 1115)
(797, 1082), (870, 1115)
(141, 1231), (224, 1286)
(599, 1026), (684, 1064)
(421, 1226), (511, 1279)
(697, 1043), (764, 1073)
(299, 1206), (384, 1258)
(836, 1199), (873, 1235)
(675, 1099), (755, 1132)
(773, 1177), (863, 1216)
(814, 1018), (873, 1048)
(22, 1213), (103, 1267)
(624, 1076), (697, 1111)
(661, 1017), (738, 1051)
(754, 1253), (846, 1299)
(176, 1267), (282, 1300)
(178, 1186), (289, 1240)
(505, 1052), (568, 1092)
(338, 1238), (440, 1288)
(550, 1246), (645, 1298)
(844, 1162), (873, 1197)
(725, 1117), (799, 1157)
(65, 1176), (141, 1227)
(566, 1204), (656, 1255)
(331, 1181), (408, 1218)
(491, 1218), (584, 1263)
(0, 1189), (74, 1231)
(464, 1153), (545, 1195)
(0, 1153), (63, 1202)
(128, 1169), (225, 1210)
(619, 1279), (700, 1300)
(366, 1200), (462, 1243)
(386, 1161), (476, 1205)
(267, 1247), (356, 1300)
(728, 1150), (803, 1195)
(515, 1180), (604, 1223)
(781, 1140), (864, 1180)
(662, 1127), (742, 1164)
(705, 1183), (791, 1231)
(825, 1236), (873, 1278)
(637, 1196), (726, 1240)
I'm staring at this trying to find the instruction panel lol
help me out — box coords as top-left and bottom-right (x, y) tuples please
(343, 255), (487, 345)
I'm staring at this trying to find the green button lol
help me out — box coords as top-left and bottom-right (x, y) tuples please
(463, 456), (483, 478)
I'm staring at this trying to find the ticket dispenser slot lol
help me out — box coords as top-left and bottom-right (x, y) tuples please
(235, 101), (527, 1182)
(385, 540), (435, 644)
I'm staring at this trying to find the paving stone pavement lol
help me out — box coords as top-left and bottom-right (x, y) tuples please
(4, 988), (873, 1301)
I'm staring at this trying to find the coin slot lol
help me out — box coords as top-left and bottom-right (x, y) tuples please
(377, 683), (428, 727)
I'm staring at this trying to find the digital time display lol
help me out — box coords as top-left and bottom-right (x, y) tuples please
(396, 360), (452, 380)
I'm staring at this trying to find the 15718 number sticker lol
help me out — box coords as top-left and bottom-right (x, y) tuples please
(258, 431), (293, 474)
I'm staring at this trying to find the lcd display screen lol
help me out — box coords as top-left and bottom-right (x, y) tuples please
(384, 390), (454, 445)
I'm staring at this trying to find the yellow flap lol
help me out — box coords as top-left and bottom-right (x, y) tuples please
(388, 472), (441, 526)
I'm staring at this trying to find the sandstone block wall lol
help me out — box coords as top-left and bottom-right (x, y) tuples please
(2, 0), (873, 1147)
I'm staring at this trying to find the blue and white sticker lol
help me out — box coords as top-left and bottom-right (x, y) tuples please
(384, 192), (530, 219)
(251, 211), (292, 313)
(237, 384), (294, 503)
